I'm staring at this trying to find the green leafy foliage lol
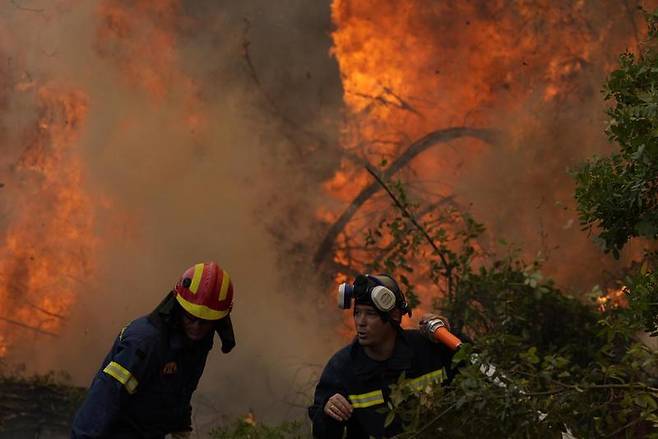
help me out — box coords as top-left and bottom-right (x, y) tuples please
(386, 282), (658, 438)
(573, 8), (658, 339)
(573, 10), (658, 257)
(625, 252), (658, 337)
(354, 172), (657, 437)
(363, 179), (486, 315)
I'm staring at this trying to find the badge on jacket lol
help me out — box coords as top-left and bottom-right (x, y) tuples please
(162, 361), (178, 375)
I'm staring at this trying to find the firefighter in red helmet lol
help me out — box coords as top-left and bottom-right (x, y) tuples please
(72, 262), (236, 438)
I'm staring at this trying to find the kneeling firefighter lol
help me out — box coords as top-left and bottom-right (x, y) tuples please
(71, 262), (236, 438)
(308, 273), (463, 438)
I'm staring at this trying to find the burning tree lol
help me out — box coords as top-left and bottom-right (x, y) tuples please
(0, 85), (98, 356)
(314, 0), (655, 312)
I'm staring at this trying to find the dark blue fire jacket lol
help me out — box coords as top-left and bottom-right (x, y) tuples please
(308, 329), (457, 438)
(71, 294), (213, 439)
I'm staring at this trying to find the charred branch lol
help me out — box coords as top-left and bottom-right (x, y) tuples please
(376, 196), (461, 260)
(365, 165), (451, 273)
(349, 86), (424, 118)
(25, 300), (66, 320)
(0, 315), (58, 337)
(313, 126), (499, 267)
(10, 0), (44, 14)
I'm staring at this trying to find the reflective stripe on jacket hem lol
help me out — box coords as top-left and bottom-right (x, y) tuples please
(408, 368), (445, 391)
(347, 368), (445, 409)
(348, 389), (385, 408)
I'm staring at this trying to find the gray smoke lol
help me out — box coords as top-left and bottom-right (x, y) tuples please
(0, 0), (344, 428)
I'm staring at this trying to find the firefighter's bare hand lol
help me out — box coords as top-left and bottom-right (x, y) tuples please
(324, 393), (353, 422)
(419, 313), (450, 330)
(419, 313), (450, 340)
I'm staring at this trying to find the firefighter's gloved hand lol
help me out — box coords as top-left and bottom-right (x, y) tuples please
(419, 313), (450, 342)
(169, 431), (192, 439)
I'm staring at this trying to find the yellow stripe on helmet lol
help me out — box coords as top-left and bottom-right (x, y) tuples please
(103, 361), (139, 394)
(175, 292), (228, 321)
(218, 270), (231, 301)
(189, 263), (205, 294)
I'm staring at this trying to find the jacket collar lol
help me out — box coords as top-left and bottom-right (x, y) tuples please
(148, 291), (178, 328)
(148, 292), (212, 352)
(350, 328), (413, 377)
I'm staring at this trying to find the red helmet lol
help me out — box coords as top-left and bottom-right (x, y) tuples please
(174, 262), (233, 320)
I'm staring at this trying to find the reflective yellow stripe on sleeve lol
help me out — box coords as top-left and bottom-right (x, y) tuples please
(348, 389), (385, 408)
(103, 361), (139, 394)
(408, 368), (446, 391)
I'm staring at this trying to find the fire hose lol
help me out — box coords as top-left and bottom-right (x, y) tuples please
(424, 318), (577, 439)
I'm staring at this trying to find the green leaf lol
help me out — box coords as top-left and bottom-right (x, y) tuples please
(634, 393), (658, 410)
(384, 409), (396, 427)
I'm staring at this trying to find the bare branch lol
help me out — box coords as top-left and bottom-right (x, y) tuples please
(0, 316), (58, 337)
(313, 126), (499, 267)
(349, 87), (424, 118)
(382, 87), (421, 113)
(10, 0), (44, 13)
(25, 300), (66, 320)
(376, 197), (461, 262)
(365, 165), (451, 272)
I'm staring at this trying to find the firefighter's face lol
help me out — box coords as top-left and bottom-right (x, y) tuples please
(354, 304), (395, 347)
(180, 310), (215, 341)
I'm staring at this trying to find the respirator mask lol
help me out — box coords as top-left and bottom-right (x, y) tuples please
(337, 274), (411, 317)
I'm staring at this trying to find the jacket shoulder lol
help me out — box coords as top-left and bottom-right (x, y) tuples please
(117, 315), (162, 349)
(325, 342), (354, 372)
(403, 328), (456, 366)
(403, 328), (453, 356)
(402, 329), (431, 347)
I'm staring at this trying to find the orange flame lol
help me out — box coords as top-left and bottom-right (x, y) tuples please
(96, 0), (206, 133)
(0, 0), (203, 357)
(597, 286), (629, 312)
(0, 86), (98, 356)
(324, 0), (648, 323)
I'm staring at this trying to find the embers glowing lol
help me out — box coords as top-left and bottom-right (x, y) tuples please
(597, 286), (629, 312)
